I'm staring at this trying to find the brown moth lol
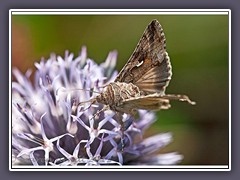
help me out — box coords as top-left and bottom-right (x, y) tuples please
(88, 19), (195, 116)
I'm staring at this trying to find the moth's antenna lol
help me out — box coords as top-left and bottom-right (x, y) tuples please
(67, 88), (101, 94)
(77, 98), (97, 111)
(56, 87), (99, 110)
(77, 98), (95, 106)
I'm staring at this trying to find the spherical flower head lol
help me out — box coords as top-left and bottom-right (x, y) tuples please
(12, 46), (183, 166)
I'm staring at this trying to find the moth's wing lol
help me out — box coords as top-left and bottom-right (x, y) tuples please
(120, 94), (171, 111)
(115, 19), (172, 95)
(135, 53), (171, 94)
(120, 93), (195, 112)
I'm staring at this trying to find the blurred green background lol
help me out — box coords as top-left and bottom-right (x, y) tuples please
(12, 15), (229, 165)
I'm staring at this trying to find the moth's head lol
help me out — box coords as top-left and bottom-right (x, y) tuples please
(95, 94), (106, 104)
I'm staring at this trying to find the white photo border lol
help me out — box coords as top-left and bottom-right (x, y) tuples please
(9, 9), (231, 171)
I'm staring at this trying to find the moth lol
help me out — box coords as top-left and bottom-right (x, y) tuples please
(85, 19), (195, 116)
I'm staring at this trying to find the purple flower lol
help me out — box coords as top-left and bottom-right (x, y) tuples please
(12, 46), (183, 166)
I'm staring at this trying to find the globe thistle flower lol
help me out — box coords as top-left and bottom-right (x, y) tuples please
(12, 46), (183, 166)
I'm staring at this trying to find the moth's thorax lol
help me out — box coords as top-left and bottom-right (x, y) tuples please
(96, 82), (141, 107)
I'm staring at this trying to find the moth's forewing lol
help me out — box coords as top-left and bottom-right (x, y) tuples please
(114, 20), (172, 95)
(134, 53), (171, 95)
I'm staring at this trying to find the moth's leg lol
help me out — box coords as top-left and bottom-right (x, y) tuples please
(92, 105), (109, 120)
(130, 109), (137, 117)
(115, 112), (126, 152)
